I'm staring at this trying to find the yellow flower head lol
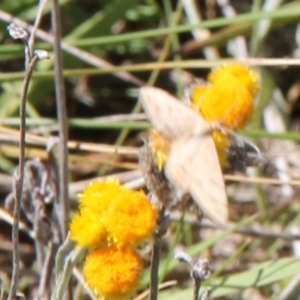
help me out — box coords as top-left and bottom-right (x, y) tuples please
(191, 64), (260, 166)
(84, 246), (143, 300)
(70, 180), (158, 249)
(78, 179), (121, 213)
(208, 64), (260, 98)
(70, 210), (107, 249)
(101, 187), (158, 247)
(192, 64), (260, 130)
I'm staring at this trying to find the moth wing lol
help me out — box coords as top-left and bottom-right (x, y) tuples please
(139, 86), (210, 141)
(165, 136), (228, 225)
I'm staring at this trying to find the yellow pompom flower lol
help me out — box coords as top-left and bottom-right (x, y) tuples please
(84, 246), (143, 300)
(101, 187), (158, 247)
(191, 64), (260, 130)
(70, 211), (107, 249)
(191, 64), (260, 166)
(70, 180), (158, 249)
(78, 179), (122, 213)
(208, 64), (260, 98)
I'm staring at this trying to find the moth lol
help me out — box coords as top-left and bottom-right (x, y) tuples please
(139, 86), (228, 225)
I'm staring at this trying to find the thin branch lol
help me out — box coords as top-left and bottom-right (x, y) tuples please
(7, 3), (49, 298)
(51, 0), (69, 240)
(28, 0), (48, 54)
(174, 216), (300, 241)
(8, 54), (40, 300)
(36, 242), (58, 300)
(150, 228), (162, 300)
(193, 277), (201, 300)
(150, 207), (167, 300)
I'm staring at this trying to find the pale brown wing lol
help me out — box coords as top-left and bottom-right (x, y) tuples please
(139, 86), (210, 141)
(165, 136), (228, 225)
